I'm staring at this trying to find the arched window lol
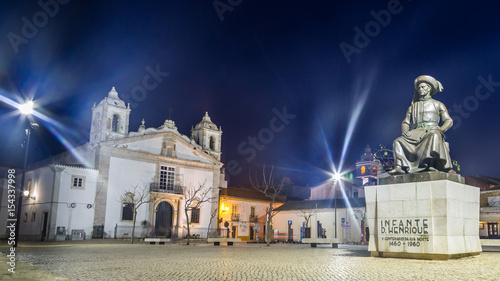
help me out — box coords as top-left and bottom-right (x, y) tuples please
(209, 136), (215, 150)
(361, 166), (366, 175)
(112, 114), (119, 132)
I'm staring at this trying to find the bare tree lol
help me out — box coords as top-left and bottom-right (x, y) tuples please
(119, 184), (157, 244)
(250, 165), (285, 246)
(206, 204), (219, 238)
(297, 209), (318, 228)
(183, 180), (216, 245)
(353, 208), (367, 244)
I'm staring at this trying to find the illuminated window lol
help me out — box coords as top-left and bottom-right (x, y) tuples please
(27, 179), (32, 194)
(160, 166), (175, 190)
(373, 167), (377, 175)
(361, 166), (366, 175)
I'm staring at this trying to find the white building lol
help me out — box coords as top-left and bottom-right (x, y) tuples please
(273, 178), (367, 243)
(2, 87), (227, 241)
(218, 187), (285, 241)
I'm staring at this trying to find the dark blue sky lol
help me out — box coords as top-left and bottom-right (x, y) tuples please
(1, 0), (499, 186)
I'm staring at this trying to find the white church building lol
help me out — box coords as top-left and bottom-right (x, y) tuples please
(2, 87), (226, 241)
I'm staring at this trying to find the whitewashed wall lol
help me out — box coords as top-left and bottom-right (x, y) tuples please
(218, 198), (272, 240)
(54, 166), (98, 240)
(273, 207), (365, 243)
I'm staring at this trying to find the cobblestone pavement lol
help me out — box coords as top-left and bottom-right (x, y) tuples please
(1, 241), (500, 280)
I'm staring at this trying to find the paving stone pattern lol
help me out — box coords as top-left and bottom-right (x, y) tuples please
(1, 242), (499, 280)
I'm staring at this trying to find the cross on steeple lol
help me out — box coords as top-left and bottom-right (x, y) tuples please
(167, 107), (173, 120)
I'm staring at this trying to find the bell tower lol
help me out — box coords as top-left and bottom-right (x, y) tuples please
(192, 112), (222, 161)
(355, 145), (380, 186)
(90, 87), (131, 144)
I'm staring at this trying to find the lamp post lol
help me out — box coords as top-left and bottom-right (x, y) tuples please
(13, 101), (38, 248)
(333, 173), (341, 239)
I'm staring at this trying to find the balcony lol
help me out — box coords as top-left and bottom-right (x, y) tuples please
(249, 215), (258, 222)
(150, 182), (183, 194)
(231, 214), (240, 221)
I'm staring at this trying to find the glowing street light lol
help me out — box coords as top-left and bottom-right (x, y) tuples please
(332, 172), (343, 240)
(14, 100), (39, 248)
(18, 100), (34, 115)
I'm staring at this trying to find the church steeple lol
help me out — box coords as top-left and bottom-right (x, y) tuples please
(89, 87), (131, 144)
(355, 144), (380, 186)
(192, 112), (222, 161)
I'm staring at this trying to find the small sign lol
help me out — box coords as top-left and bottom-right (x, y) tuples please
(288, 220), (292, 225)
(252, 227), (256, 230)
(258, 227), (261, 230)
(341, 218), (345, 223)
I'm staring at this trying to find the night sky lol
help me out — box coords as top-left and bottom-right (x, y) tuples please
(1, 0), (499, 186)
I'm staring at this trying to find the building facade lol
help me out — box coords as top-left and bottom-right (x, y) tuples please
(2, 87), (227, 241)
(218, 187), (285, 241)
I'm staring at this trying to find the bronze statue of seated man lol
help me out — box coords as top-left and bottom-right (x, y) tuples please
(389, 75), (453, 175)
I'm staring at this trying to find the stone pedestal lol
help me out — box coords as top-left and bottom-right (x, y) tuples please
(366, 179), (481, 260)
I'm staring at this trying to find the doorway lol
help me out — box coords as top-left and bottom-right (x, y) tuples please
(488, 223), (498, 239)
(231, 226), (237, 238)
(41, 212), (48, 241)
(155, 202), (173, 238)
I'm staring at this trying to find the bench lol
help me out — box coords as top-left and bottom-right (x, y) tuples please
(207, 238), (241, 246)
(301, 238), (345, 248)
(481, 239), (500, 246)
(144, 238), (171, 245)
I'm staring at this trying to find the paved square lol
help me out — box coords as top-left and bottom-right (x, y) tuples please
(2, 241), (500, 280)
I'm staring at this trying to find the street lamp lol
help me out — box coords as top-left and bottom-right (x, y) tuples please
(333, 172), (342, 242)
(333, 173), (341, 239)
(13, 100), (38, 248)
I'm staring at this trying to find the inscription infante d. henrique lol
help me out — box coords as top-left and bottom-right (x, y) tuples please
(380, 219), (429, 235)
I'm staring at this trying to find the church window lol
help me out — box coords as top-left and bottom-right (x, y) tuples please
(209, 136), (215, 150)
(71, 176), (85, 190)
(122, 203), (134, 221)
(191, 207), (200, 223)
(373, 167), (377, 175)
(166, 146), (174, 157)
(231, 205), (238, 220)
(361, 166), (366, 175)
(112, 114), (119, 132)
(160, 166), (175, 190)
(27, 179), (32, 195)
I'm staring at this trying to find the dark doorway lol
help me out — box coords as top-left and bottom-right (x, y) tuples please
(488, 223), (498, 239)
(41, 212), (48, 241)
(231, 226), (237, 238)
(250, 226), (254, 240)
(92, 224), (104, 238)
(155, 202), (173, 238)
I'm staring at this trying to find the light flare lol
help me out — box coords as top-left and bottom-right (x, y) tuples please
(0, 92), (92, 168)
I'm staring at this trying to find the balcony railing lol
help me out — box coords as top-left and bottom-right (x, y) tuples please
(150, 182), (183, 194)
(231, 214), (240, 221)
(249, 215), (258, 222)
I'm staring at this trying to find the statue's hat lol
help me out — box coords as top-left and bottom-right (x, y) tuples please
(414, 75), (443, 96)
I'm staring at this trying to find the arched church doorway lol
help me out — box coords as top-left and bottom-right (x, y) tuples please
(155, 202), (173, 238)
